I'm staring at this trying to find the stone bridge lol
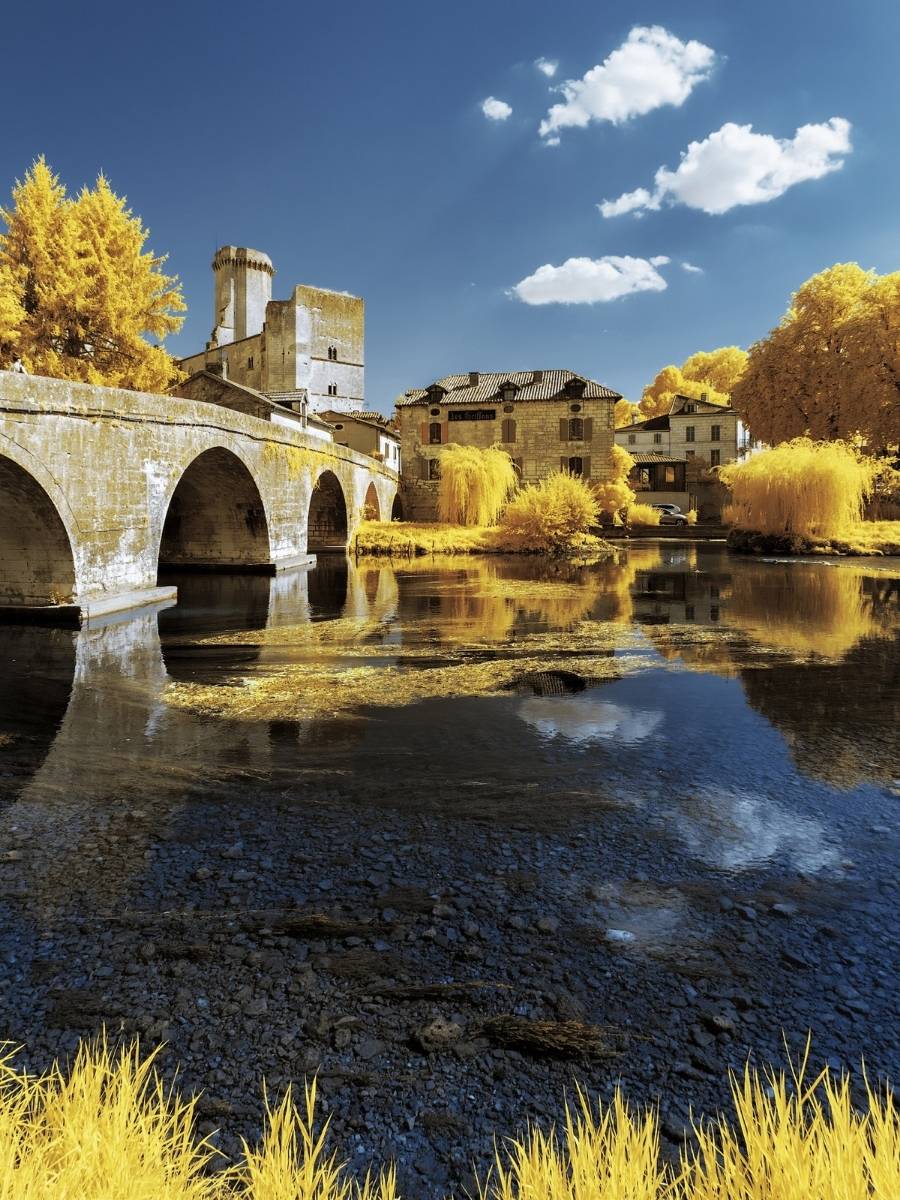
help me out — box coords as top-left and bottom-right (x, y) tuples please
(0, 371), (399, 623)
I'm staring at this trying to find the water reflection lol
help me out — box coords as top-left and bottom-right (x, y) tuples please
(518, 697), (664, 745)
(673, 785), (839, 874)
(0, 548), (897, 909)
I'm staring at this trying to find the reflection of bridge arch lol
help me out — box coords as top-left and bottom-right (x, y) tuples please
(0, 454), (78, 606)
(158, 447), (271, 572)
(307, 469), (349, 551)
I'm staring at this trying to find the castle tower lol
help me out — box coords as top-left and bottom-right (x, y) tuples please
(210, 246), (274, 346)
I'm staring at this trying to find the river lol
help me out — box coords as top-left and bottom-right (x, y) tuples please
(0, 543), (897, 1192)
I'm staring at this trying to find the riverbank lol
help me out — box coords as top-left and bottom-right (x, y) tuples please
(352, 520), (615, 559)
(729, 520), (900, 556)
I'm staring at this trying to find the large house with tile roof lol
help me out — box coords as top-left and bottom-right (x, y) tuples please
(394, 369), (621, 520)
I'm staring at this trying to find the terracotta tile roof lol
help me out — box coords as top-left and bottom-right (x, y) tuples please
(628, 451), (689, 464)
(321, 408), (397, 431)
(397, 370), (621, 407)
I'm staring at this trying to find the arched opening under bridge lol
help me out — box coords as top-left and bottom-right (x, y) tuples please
(158, 448), (270, 573)
(362, 481), (381, 521)
(0, 456), (77, 607)
(307, 470), (348, 552)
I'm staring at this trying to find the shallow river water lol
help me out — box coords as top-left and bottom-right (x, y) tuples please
(0, 542), (898, 1190)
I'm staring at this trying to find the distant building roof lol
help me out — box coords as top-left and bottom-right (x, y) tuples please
(628, 451), (689, 464)
(320, 408), (398, 434)
(397, 370), (621, 408)
(669, 394), (733, 416)
(621, 413), (671, 432)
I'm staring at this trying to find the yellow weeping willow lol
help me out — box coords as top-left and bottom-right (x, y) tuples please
(0, 1037), (896, 1199)
(720, 438), (873, 540)
(436, 444), (518, 526)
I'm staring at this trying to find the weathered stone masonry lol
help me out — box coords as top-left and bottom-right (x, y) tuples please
(0, 372), (398, 622)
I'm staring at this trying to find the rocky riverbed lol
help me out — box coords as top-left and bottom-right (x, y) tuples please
(0, 548), (897, 1195)
(1, 775), (897, 1196)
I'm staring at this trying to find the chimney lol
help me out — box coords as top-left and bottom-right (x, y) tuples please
(700, 391), (708, 403)
(469, 371), (479, 385)
(532, 370), (543, 383)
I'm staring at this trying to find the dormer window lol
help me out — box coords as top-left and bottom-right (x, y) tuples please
(565, 378), (586, 399)
(501, 384), (516, 403)
(684, 402), (695, 413)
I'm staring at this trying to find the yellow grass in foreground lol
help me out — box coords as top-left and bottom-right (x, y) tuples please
(0, 1039), (896, 1199)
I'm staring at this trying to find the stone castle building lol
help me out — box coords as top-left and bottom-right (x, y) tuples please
(395, 370), (621, 521)
(179, 247), (364, 416)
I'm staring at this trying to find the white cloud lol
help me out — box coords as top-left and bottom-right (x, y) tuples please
(535, 57), (558, 77)
(518, 698), (664, 744)
(511, 255), (670, 305)
(481, 96), (512, 121)
(598, 187), (656, 218)
(681, 261), (703, 273)
(600, 117), (852, 217)
(539, 26), (715, 140)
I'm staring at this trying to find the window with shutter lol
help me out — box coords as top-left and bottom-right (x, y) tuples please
(582, 455), (591, 479)
(583, 417), (593, 441)
(429, 422), (442, 444)
(568, 456), (583, 476)
(559, 418), (568, 442)
(501, 418), (516, 443)
(569, 417), (584, 440)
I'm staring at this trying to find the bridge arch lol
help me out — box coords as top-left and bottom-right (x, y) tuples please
(0, 454), (78, 606)
(307, 469), (348, 552)
(158, 447), (271, 572)
(362, 481), (381, 521)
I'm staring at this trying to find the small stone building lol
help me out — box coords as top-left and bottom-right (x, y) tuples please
(319, 409), (401, 474)
(178, 246), (365, 416)
(395, 370), (621, 521)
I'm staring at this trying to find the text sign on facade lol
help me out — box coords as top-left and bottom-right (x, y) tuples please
(447, 409), (496, 422)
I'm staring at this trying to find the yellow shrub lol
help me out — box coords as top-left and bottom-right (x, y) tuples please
(499, 472), (599, 551)
(437, 444), (518, 526)
(594, 444), (636, 522)
(720, 438), (874, 539)
(626, 503), (661, 526)
(685, 508), (698, 525)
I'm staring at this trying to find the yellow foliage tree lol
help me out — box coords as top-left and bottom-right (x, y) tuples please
(732, 263), (900, 451)
(436, 443), (518, 526)
(639, 364), (729, 420)
(0, 158), (185, 390)
(614, 398), (641, 428)
(720, 438), (873, 540)
(681, 344), (748, 394)
(639, 347), (742, 421)
(593, 443), (636, 522)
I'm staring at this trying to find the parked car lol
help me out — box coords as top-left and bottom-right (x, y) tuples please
(651, 503), (689, 527)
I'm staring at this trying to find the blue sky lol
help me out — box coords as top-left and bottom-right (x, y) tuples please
(3, 1), (898, 413)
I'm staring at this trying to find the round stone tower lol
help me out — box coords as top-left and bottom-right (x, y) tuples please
(210, 246), (274, 346)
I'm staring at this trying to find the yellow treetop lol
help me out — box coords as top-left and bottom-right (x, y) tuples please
(639, 364), (729, 420)
(0, 158), (185, 391)
(614, 398), (641, 428)
(731, 263), (900, 450)
(681, 345), (748, 394)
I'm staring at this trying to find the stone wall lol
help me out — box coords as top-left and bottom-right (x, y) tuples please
(0, 372), (397, 619)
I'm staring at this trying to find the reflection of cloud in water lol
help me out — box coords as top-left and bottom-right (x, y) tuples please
(518, 697), (664, 744)
(675, 785), (839, 873)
